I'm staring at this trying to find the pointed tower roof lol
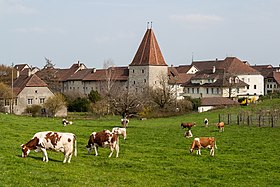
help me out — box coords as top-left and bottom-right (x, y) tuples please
(130, 28), (167, 66)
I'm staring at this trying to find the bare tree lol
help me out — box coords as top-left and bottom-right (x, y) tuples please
(101, 59), (118, 114)
(149, 73), (176, 109)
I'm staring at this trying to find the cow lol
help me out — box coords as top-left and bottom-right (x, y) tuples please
(86, 130), (119, 158)
(190, 137), (217, 156)
(62, 119), (73, 126)
(181, 122), (196, 130)
(112, 127), (127, 140)
(217, 122), (225, 132)
(21, 131), (77, 163)
(204, 118), (209, 127)
(121, 118), (129, 128)
(184, 130), (193, 138)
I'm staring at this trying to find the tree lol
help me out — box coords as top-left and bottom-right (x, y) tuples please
(44, 93), (66, 116)
(101, 59), (118, 114)
(0, 82), (12, 112)
(88, 90), (101, 103)
(149, 73), (176, 109)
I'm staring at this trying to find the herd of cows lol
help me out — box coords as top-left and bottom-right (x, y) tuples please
(181, 120), (225, 157)
(20, 116), (225, 163)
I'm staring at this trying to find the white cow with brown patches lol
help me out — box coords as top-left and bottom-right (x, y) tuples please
(190, 137), (217, 156)
(217, 122), (225, 132)
(21, 131), (77, 163)
(86, 130), (119, 158)
(112, 127), (127, 140)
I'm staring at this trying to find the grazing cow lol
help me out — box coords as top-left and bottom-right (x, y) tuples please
(86, 130), (119, 158)
(190, 137), (217, 156)
(21, 131), (77, 163)
(204, 118), (209, 127)
(181, 122), (196, 130)
(112, 127), (127, 140)
(62, 119), (73, 126)
(217, 122), (225, 132)
(121, 118), (129, 128)
(184, 130), (193, 138)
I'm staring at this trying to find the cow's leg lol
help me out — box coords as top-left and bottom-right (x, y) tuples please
(41, 148), (48, 162)
(108, 145), (114, 158)
(115, 144), (119, 158)
(210, 147), (214, 156)
(94, 145), (98, 156)
(64, 152), (73, 163)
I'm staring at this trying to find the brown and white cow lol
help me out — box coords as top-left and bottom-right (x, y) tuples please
(184, 130), (193, 138)
(21, 131), (77, 163)
(181, 122), (196, 130)
(112, 127), (127, 140)
(121, 118), (129, 128)
(217, 122), (225, 132)
(189, 137), (217, 156)
(86, 130), (119, 158)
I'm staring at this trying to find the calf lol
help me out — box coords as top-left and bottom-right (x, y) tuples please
(21, 131), (77, 163)
(86, 130), (119, 158)
(204, 118), (209, 127)
(190, 137), (217, 156)
(121, 118), (129, 128)
(112, 127), (127, 140)
(217, 122), (225, 132)
(184, 130), (193, 138)
(181, 122), (196, 130)
(62, 119), (73, 126)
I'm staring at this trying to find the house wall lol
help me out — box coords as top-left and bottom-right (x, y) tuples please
(238, 74), (264, 97)
(13, 87), (54, 115)
(198, 106), (214, 113)
(265, 78), (279, 94)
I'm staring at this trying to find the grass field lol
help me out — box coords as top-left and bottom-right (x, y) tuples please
(1, 108), (280, 187)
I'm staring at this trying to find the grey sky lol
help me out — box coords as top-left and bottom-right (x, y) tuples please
(1, 0), (279, 69)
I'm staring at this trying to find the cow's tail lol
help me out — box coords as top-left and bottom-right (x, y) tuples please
(74, 135), (77, 157)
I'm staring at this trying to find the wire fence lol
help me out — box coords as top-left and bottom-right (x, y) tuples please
(218, 110), (280, 127)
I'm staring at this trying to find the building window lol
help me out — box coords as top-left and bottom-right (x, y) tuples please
(254, 85), (257, 89)
(70, 87), (72, 89)
(187, 88), (190, 93)
(270, 85), (272, 88)
(206, 88), (209, 94)
(133, 69), (134, 73)
(40, 98), (45, 104)
(274, 84), (277, 88)
(217, 88), (220, 94)
(211, 88), (214, 94)
(144, 79), (146, 83)
(27, 99), (33, 105)
(267, 85), (270, 88)
(247, 86), (250, 89)
(35, 90), (38, 93)
(5, 99), (10, 106)
(248, 78), (250, 82)
(197, 88), (199, 93)
(192, 88), (194, 93)
(133, 81), (135, 85)
(142, 70), (144, 73)
(237, 88), (239, 93)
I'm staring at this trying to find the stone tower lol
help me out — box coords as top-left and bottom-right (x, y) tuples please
(128, 27), (168, 93)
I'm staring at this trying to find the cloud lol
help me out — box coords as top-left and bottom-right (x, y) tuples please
(170, 14), (224, 25)
(0, 0), (36, 15)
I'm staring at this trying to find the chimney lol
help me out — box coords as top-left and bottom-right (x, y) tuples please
(212, 66), (216, 73)
(78, 60), (80, 66)
(28, 68), (31, 77)
(91, 68), (96, 73)
(16, 66), (19, 78)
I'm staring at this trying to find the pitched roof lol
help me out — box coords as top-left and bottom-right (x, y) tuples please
(175, 65), (193, 73)
(83, 67), (129, 81)
(168, 67), (194, 84)
(192, 57), (260, 75)
(130, 28), (167, 66)
(200, 97), (239, 106)
(273, 72), (280, 85)
(13, 74), (48, 95)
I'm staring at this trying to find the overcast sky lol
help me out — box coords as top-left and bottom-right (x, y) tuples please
(1, 0), (280, 69)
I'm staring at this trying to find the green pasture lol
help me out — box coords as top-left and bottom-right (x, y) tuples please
(0, 109), (280, 187)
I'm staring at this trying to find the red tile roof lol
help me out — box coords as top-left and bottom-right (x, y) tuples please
(83, 67), (129, 81)
(130, 29), (167, 66)
(13, 74), (48, 95)
(192, 57), (260, 75)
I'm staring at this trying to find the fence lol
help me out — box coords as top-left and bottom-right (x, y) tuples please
(218, 110), (280, 127)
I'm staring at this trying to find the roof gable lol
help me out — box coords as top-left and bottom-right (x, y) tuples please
(130, 28), (167, 66)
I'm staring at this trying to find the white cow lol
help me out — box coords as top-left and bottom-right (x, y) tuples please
(112, 127), (127, 140)
(21, 131), (77, 163)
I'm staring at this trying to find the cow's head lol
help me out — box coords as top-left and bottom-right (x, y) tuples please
(21, 144), (30, 158)
(189, 148), (194, 154)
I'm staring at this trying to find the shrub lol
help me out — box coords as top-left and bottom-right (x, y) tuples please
(24, 105), (42, 117)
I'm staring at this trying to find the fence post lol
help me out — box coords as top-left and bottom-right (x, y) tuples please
(237, 114), (240, 125)
(219, 114), (221, 123)
(271, 114), (274, 128)
(228, 114), (230, 125)
(247, 115), (250, 126)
